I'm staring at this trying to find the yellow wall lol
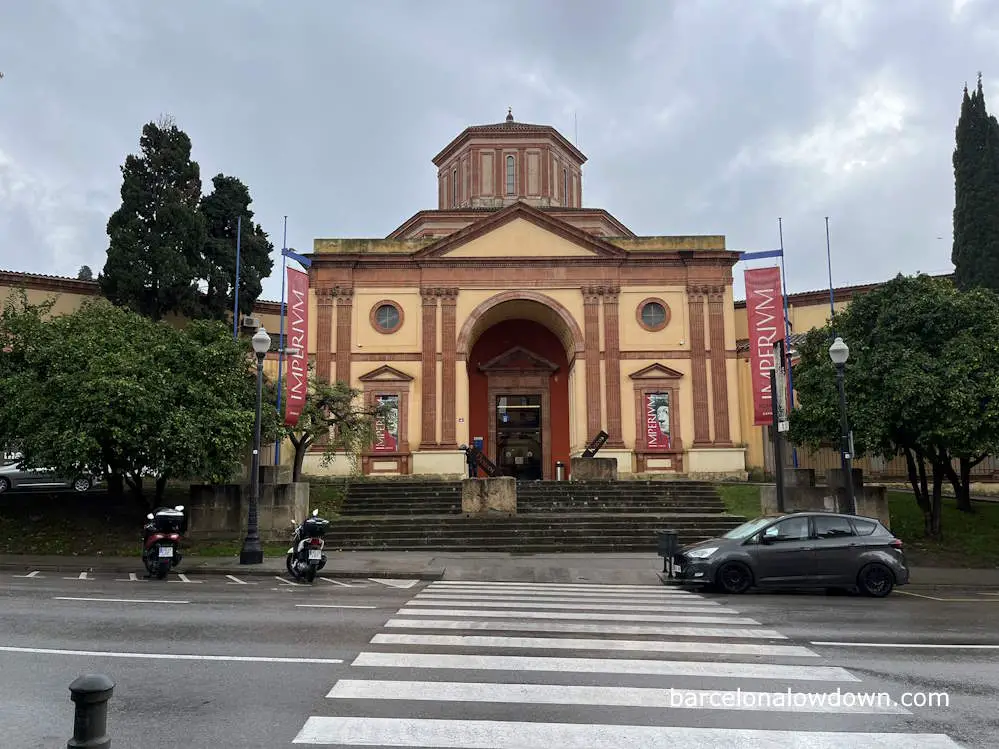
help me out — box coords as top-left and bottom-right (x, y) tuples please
(444, 218), (599, 258)
(352, 288), (422, 353)
(0, 283), (97, 317)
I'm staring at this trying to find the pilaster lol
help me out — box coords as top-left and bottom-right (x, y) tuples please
(687, 285), (711, 445)
(707, 285), (732, 446)
(602, 285), (624, 447)
(420, 288), (439, 448)
(333, 286), (353, 385)
(315, 288), (335, 383)
(582, 285), (604, 440)
(439, 287), (459, 448)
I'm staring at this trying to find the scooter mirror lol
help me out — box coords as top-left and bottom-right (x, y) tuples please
(312, 509), (319, 516)
(146, 513), (154, 520)
(175, 505), (184, 512)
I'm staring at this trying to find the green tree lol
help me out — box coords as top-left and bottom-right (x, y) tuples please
(198, 174), (274, 320)
(76, 265), (93, 281)
(0, 292), (258, 509)
(952, 74), (999, 294)
(99, 117), (206, 321)
(267, 373), (385, 482)
(790, 274), (999, 538)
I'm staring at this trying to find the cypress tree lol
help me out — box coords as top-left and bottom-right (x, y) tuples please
(952, 75), (999, 293)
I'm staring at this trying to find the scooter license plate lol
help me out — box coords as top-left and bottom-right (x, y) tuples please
(308, 549), (322, 560)
(158, 546), (174, 558)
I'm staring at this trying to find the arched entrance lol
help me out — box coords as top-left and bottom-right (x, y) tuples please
(460, 294), (582, 481)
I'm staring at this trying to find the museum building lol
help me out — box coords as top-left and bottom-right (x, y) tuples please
(303, 111), (747, 480)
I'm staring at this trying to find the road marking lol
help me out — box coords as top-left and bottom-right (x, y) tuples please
(63, 572), (91, 581)
(321, 578), (356, 587)
(426, 585), (701, 598)
(352, 652), (859, 681)
(54, 597), (188, 604)
(275, 576), (305, 586)
(392, 607), (761, 625)
(812, 641), (999, 650)
(896, 590), (999, 602)
(0, 645), (342, 664)
(431, 581), (680, 590)
(403, 599), (725, 613)
(294, 718), (958, 747)
(370, 578), (419, 589)
(225, 575), (253, 585)
(297, 604), (378, 610)
(115, 573), (140, 582)
(371, 634), (818, 658)
(13, 571), (42, 578)
(413, 592), (702, 603)
(171, 574), (202, 584)
(384, 619), (785, 639)
(326, 679), (907, 714)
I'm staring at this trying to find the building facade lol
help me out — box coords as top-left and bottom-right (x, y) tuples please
(304, 112), (746, 479)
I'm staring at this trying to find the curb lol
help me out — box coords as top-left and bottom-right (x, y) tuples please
(0, 561), (445, 581)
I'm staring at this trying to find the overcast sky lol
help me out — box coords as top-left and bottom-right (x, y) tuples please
(2, 0), (998, 302)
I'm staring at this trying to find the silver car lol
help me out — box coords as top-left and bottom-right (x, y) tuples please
(0, 454), (99, 494)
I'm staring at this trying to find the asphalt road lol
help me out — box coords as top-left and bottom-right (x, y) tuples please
(1, 569), (997, 748)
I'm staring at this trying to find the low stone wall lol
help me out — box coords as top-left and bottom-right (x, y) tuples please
(760, 467), (891, 528)
(461, 477), (517, 514)
(570, 457), (618, 481)
(186, 481), (310, 542)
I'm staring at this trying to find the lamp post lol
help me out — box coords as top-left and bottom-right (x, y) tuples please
(240, 327), (271, 564)
(828, 336), (856, 515)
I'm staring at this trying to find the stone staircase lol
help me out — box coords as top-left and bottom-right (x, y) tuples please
(325, 479), (746, 552)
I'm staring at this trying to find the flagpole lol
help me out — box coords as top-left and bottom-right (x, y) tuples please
(233, 215), (242, 340)
(825, 216), (835, 321)
(274, 216), (288, 465)
(778, 217), (798, 468)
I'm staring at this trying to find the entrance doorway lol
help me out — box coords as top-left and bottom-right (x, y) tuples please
(495, 394), (542, 480)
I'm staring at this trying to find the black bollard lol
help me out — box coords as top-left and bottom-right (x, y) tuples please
(68, 673), (115, 749)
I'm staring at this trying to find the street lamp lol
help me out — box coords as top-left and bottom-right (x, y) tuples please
(240, 327), (271, 564)
(828, 336), (857, 515)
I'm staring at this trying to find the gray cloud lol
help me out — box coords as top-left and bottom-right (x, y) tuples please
(2, 0), (997, 301)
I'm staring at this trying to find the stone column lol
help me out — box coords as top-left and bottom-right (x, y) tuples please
(602, 285), (624, 447)
(707, 285), (732, 446)
(440, 288), (458, 448)
(420, 288), (439, 449)
(582, 286), (603, 441)
(334, 287), (353, 385)
(315, 289), (334, 382)
(687, 285), (711, 445)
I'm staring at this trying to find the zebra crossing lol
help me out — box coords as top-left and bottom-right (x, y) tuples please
(292, 580), (963, 747)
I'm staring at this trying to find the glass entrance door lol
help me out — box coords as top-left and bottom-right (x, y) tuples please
(495, 394), (543, 481)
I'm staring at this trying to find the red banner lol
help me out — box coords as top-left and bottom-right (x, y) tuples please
(644, 392), (672, 450)
(745, 267), (785, 426)
(372, 395), (399, 452)
(284, 268), (309, 427)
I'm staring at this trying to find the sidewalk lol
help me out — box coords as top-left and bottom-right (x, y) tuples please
(0, 551), (996, 586)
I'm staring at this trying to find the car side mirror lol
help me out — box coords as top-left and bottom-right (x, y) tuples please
(760, 534), (774, 545)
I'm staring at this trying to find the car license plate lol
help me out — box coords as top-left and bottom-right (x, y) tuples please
(158, 546), (174, 558)
(308, 549), (322, 560)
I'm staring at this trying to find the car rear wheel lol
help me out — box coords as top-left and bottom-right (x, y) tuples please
(716, 561), (753, 594)
(0, 477), (9, 493)
(857, 562), (895, 597)
(72, 477), (92, 493)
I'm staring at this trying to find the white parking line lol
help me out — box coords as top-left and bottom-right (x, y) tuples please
(115, 573), (140, 582)
(225, 575), (254, 585)
(0, 645), (342, 664)
(54, 597), (189, 605)
(370, 578), (420, 589)
(321, 578), (356, 587)
(296, 604), (378, 609)
(275, 576), (305, 586)
(63, 572), (91, 581)
(13, 571), (42, 578)
(171, 573), (202, 584)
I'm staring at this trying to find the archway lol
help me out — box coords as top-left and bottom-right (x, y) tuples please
(464, 297), (577, 481)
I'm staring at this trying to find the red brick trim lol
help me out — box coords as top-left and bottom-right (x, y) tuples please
(631, 367), (684, 474)
(602, 286), (624, 448)
(635, 297), (671, 332)
(334, 287), (353, 385)
(360, 368), (412, 476)
(315, 289), (335, 382)
(369, 299), (404, 334)
(455, 289), (585, 359)
(686, 285), (711, 446)
(582, 285), (603, 440)
(439, 288), (459, 448)
(419, 288), (438, 448)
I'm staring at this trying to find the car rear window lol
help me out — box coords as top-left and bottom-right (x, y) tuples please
(852, 518), (878, 536)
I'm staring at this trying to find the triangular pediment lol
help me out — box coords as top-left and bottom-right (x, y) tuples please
(416, 202), (625, 260)
(479, 346), (559, 373)
(358, 365), (414, 382)
(629, 363), (684, 380)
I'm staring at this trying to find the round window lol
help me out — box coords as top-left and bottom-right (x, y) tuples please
(375, 304), (400, 331)
(641, 301), (667, 329)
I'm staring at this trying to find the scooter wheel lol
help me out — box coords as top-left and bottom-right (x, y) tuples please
(303, 565), (317, 583)
(286, 553), (299, 580)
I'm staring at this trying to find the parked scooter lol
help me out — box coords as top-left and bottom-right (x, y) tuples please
(286, 509), (329, 583)
(142, 505), (186, 579)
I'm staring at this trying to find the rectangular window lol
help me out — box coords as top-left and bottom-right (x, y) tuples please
(506, 155), (516, 195)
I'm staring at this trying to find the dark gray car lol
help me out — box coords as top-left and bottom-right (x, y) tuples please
(673, 511), (909, 597)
